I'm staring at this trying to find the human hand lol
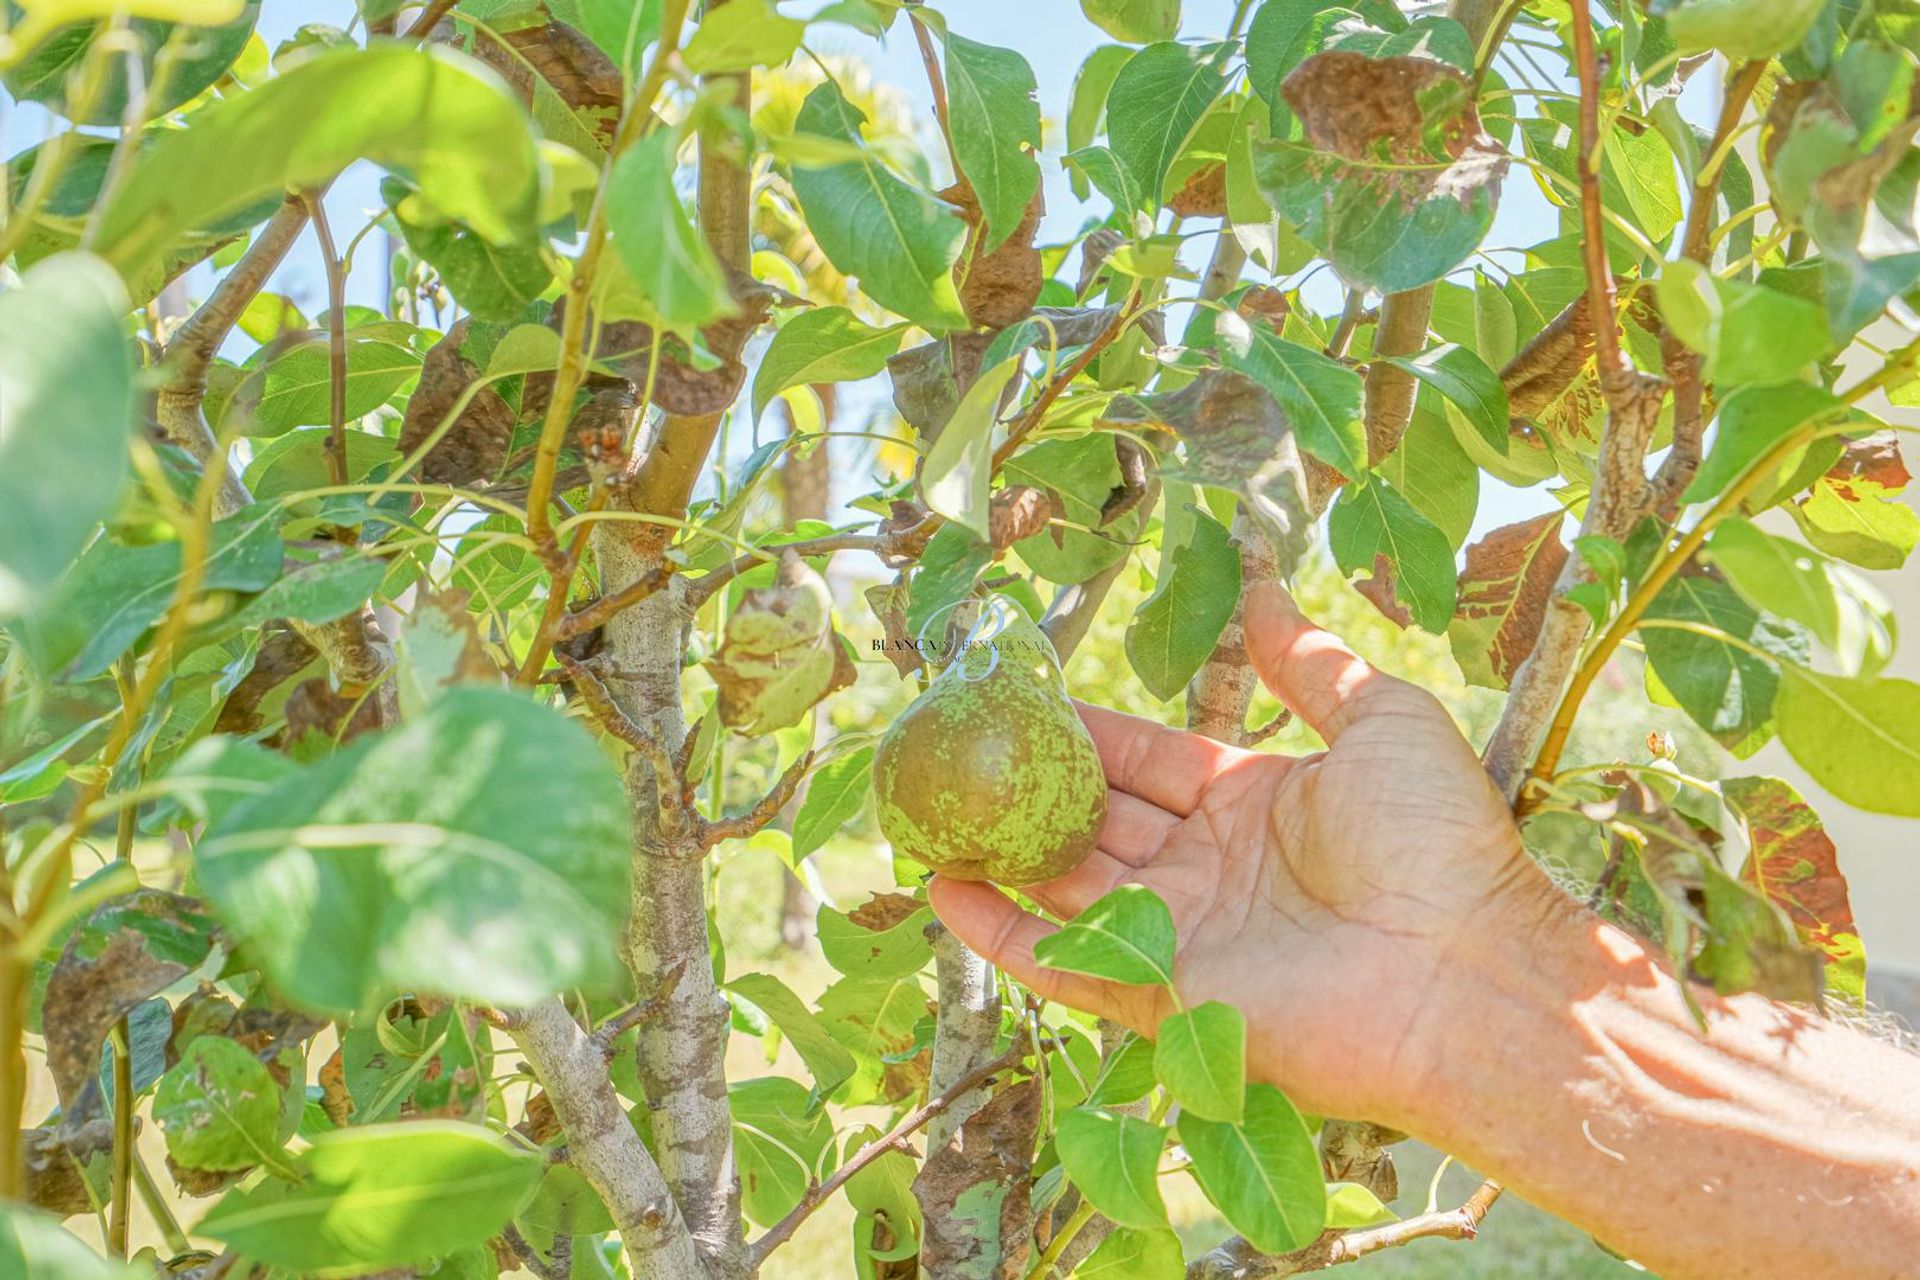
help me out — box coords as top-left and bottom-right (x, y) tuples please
(929, 581), (1547, 1127)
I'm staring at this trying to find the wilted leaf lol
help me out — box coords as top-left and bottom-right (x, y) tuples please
(1723, 775), (1866, 1003)
(1449, 511), (1568, 690)
(1329, 477), (1457, 633)
(706, 553), (857, 736)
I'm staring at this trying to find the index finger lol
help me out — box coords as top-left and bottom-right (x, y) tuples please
(1243, 580), (1427, 744)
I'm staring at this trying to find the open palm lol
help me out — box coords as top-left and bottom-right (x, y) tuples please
(929, 583), (1538, 1123)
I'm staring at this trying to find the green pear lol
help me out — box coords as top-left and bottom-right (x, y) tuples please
(872, 608), (1107, 885)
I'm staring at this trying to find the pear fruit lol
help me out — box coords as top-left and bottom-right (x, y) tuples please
(873, 609), (1107, 886)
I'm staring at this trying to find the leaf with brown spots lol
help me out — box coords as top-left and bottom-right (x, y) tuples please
(912, 1077), (1039, 1279)
(1352, 554), (1412, 629)
(42, 890), (219, 1137)
(1448, 511), (1568, 690)
(848, 892), (924, 933)
(1168, 161), (1227, 217)
(1724, 775), (1866, 1003)
(988, 485), (1050, 551)
(706, 553), (857, 736)
(1257, 51), (1509, 291)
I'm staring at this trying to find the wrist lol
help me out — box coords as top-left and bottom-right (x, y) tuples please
(1377, 859), (1602, 1141)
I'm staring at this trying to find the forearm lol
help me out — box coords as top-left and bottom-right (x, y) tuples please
(1400, 877), (1920, 1280)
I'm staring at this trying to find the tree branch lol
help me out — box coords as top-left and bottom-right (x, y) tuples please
(509, 999), (708, 1280)
(748, 1046), (1027, 1269)
(697, 751), (812, 848)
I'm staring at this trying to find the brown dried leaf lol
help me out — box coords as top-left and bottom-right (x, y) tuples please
(989, 485), (1051, 550)
(1501, 296), (1594, 421)
(281, 677), (384, 749)
(318, 1046), (354, 1128)
(216, 626), (321, 737)
(43, 891), (219, 1136)
(1099, 436), (1152, 528)
(1234, 285), (1291, 332)
(1826, 433), (1911, 495)
(25, 1121), (112, 1216)
(912, 1077), (1040, 1279)
(1448, 511), (1568, 690)
(399, 318), (517, 487)
(1725, 775), (1867, 1002)
(865, 578), (924, 678)
(948, 182), (1045, 331)
(467, 21), (623, 146)
(1076, 228), (1121, 295)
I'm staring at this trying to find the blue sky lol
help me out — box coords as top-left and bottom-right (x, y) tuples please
(1, 2), (1726, 534)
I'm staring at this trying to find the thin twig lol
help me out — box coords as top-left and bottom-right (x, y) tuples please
(1325, 1180), (1504, 1265)
(991, 298), (1141, 470)
(557, 564), (676, 638)
(684, 532), (890, 609)
(747, 1046), (1028, 1268)
(556, 654), (685, 834)
(304, 190), (351, 490)
(592, 962), (688, 1054)
(698, 753), (813, 849)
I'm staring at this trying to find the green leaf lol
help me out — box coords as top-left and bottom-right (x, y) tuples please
(1034, 885), (1176, 986)
(3, 4), (260, 125)
(387, 182), (552, 324)
(753, 307), (906, 420)
(1654, 260), (1831, 389)
(244, 427), (400, 500)
(1153, 1001), (1244, 1123)
(94, 45), (540, 285)
(943, 32), (1042, 252)
(607, 130), (735, 331)
(732, 1076), (836, 1225)
(1068, 46), (1134, 197)
(1707, 518), (1893, 676)
(580, 0), (662, 72)
(1105, 40), (1225, 210)
(1081, 0), (1180, 43)
(1073, 1227), (1185, 1278)
(196, 688), (629, 1014)
(818, 898), (935, 979)
(792, 747), (875, 860)
(1376, 408), (1477, 548)
(1523, 99), (1680, 248)
(0, 1204), (145, 1280)
(12, 506), (283, 680)
(683, 0), (804, 72)
(729, 972), (858, 1099)
(1126, 510), (1240, 700)
(154, 1036), (294, 1176)
(229, 336), (422, 436)
(1329, 477), (1458, 633)
(1214, 312), (1366, 477)
(1055, 1107), (1169, 1229)
(1684, 383), (1848, 503)
(1663, 0), (1826, 60)
(922, 359), (1021, 540)
(1325, 1181), (1397, 1228)
(485, 323), (563, 378)
(1244, 0), (1324, 111)
(1775, 667), (1920, 817)
(1385, 343), (1510, 452)
(1002, 433), (1143, 585)
(0, 253), (132, 622)
(904, 523), (993, 641)
(1641, 575), (1807, 754)
(1178, 1083), (1326, 1255)
(197, 1122), (540, 1271)
(789, 80), (966, 331)
(1791, 469), (1920, 570)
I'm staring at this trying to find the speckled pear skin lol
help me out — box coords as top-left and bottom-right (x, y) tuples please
(872, 613), (1107, 886)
